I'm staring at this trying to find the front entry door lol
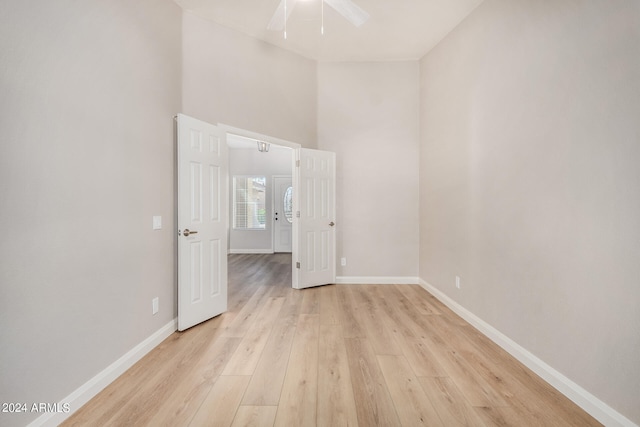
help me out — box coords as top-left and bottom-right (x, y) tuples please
(273, 176), (293, 253)
(177, 114), (228, 331)
(293, 148), (336, 289)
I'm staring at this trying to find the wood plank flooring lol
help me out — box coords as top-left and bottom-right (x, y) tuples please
(63, 254), (601, 426)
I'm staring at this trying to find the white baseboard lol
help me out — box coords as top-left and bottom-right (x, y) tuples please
(28, 318), (178, 427)
(418, 279), (637, 427)
(228, 249), (274, 254)
(336, 276), (419, 285)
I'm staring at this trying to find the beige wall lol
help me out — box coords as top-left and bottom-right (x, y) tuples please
(182, 12), (317, 148)
(0, 1), (182, 426)
(419, 0), (640, 423)
(318, 61), (420, 279)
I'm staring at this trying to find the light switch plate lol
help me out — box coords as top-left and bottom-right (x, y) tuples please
(152, 216), (162, 230)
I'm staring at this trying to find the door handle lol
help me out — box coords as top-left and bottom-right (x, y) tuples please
(183, 229), (198, 237)
(329, 222), (335, 227)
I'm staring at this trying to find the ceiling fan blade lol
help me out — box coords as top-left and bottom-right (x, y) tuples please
(267, 0), (299, 31)
(323, 0), (370, 28)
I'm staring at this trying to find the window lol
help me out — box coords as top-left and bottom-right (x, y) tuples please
(233, 176), (266, 229)
(283, 186), (293, 223)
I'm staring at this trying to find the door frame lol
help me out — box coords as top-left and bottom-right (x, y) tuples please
(218, 124), (301, 288)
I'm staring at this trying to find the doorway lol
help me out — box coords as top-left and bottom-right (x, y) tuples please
(226, 130), (295, 288)
(177, 117), (336, 331)
(220, 123), (337, 291)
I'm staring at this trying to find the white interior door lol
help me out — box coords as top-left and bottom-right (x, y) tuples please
(273, 176), (293, 253)
(293, 148), (336, 289)
(177, 114), (228, 331)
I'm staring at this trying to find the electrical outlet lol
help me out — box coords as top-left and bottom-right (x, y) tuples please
(341, 257), (347, 267)
(455, 276), (461, 289)
(152, 216), (162, 230)
(152, 297), (159, 315)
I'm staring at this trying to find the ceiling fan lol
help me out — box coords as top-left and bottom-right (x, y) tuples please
(267, 0), (369, 36)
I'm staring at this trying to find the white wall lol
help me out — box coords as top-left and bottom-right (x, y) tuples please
(419, 0), (640, 423)
(318, 62), (420, 281)
(0, 1), (181, 426)
(229, 146), (292, 252)
(182, 12), (318, 148)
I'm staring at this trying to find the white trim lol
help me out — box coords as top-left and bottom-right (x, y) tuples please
(28, 319), (178, 427)
(228, 249), (275, 254)
(218, 124), (302, 151)
(336, 276), (419, 285)
(418, 279), (637, 427)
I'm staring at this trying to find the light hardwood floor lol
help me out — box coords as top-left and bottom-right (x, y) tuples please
(63, 254), (601, 426)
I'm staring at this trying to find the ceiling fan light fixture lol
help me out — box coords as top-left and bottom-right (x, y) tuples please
(324, 0), (369, 28)
(267, 0), (368, 38)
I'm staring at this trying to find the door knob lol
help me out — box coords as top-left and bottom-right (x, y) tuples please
(329, 222), (335, 227)
(183, 229), (198, 237)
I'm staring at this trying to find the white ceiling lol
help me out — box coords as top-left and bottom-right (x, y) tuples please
(175, 0), (484, 61)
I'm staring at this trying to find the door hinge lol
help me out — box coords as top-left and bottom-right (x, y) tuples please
(296, 160), (300, 167)
(296, 211), (300, 218)
(296, 262), (301, 269)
